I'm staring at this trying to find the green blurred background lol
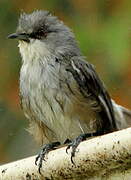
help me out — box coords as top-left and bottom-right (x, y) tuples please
(0, 0), (131, 164)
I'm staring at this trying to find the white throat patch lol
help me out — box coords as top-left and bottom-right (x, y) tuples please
(18, 39), (51, 63)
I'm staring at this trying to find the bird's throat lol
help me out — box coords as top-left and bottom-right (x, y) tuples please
(18, 39), (51, 64)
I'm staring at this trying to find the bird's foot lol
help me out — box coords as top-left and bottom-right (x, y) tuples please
(35, 141), (60, 173)
(66, 132), (99, 164)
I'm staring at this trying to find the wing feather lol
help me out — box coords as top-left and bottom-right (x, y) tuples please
(66, 57), (117, 133)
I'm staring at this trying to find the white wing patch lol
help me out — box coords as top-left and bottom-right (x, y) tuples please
(71, 60), (80, 73)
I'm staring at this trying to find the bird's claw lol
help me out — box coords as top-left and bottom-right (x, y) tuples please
(66, 140), (80, 164)
(35, 141), (60, 173)
(66, 133), (95, 164)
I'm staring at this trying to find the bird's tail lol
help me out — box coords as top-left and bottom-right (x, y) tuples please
(112, 100), (131, 129)
(119, 106), (131, 126)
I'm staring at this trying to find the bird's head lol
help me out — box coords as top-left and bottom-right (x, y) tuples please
(8, 10), (80, 61)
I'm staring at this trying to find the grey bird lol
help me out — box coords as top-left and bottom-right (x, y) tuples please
(8, 10), (131, 172)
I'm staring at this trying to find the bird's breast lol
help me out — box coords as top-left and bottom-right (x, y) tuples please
(20, 61), (100, 142)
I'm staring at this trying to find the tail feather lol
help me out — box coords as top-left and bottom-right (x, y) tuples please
(112, 100), (131, 129)
(119, 106), (131, 126)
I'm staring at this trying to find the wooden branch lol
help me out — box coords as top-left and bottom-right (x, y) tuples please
(1, 128), (131, 180)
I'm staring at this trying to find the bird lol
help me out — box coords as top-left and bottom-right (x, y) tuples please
(8, 10), (131, 172)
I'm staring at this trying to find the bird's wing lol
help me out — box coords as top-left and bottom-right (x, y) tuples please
(66, 56), (117, 134)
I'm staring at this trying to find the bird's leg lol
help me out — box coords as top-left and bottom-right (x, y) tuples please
(64, 138), (72, 144)
(66, 132), (100, 164)
(35, 141), (60, 173)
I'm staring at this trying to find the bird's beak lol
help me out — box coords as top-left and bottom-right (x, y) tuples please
(7, 33), (30, 42)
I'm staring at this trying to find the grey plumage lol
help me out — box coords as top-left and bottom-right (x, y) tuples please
(8, 10), (130, 145)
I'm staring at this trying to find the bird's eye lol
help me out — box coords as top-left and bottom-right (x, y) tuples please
(37, 29), (48, 39)
(30, 29), (48, 39)
(29, 32), (36, 39)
